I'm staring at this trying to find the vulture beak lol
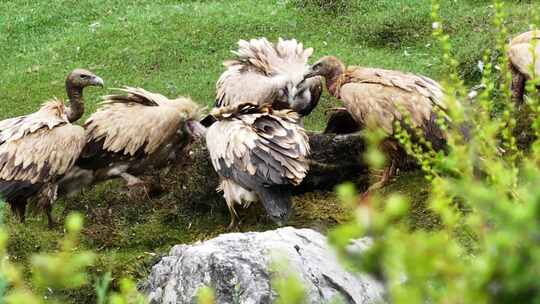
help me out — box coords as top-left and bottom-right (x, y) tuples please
(200, 114), (217, 127)
(302, 67), (316, 81)
(296, 78), (309, 93)
(92, 76), (105, 87)
(186, 120), (207, 138)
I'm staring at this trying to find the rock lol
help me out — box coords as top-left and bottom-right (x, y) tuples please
(142, 227), (385, 304)
(168, 131), (369, 208)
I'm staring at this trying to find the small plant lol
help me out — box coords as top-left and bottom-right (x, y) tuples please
(271, 260), (306, 304)
(326, 0), (540, 303)
(0, 206), (148, 303)
(196, 286), (216, 304)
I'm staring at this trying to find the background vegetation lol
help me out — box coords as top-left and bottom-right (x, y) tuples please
(0, 0), (538, 303)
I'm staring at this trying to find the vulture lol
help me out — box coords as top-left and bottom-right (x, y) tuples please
(302, 56), (447, 191)
(59, 87), (205, 196)
(215, 37), (323, 117)
(205, 103), (310, 228)
(508, 30), (540, 103)
(0, 69), (103, 226)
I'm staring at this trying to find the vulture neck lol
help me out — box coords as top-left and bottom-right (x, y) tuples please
(65, 83), (85, 123)
(325, 67), (345, 98)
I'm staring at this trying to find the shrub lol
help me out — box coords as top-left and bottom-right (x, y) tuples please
(326, 1), (540, 303)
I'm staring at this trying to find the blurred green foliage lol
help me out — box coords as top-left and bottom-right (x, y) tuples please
(271, 260), (307, 304)
(0, 209), (147, 303)
(0, 0), (538, 303)
(326, 1), (540, 303)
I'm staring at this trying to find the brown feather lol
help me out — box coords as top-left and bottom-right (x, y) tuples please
(0, 100), (85, 184)
(206, 103), (309, 187)
(508, 31), (540, 80)
(216, 38), (319, 114)
(85, 87), (201, 156)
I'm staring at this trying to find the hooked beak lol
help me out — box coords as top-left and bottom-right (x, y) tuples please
(302, 67), (317, 81)
(186, 120), (207, 138)
(92, 76), (104, 88)
(296, 77), (311, 93)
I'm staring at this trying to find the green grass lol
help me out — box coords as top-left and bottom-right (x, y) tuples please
(0, 0), (535, 129)
(0, 0), (536, 302)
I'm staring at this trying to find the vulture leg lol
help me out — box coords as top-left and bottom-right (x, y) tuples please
(37, 184), (59, 228)
(367, 160), (397, 192)
(41, 198), (57, 228)
(119, 173), (150, 200)
(120, 172), (145, 187)
(510, 63), (526, 105)
(105, 166), (150, 199)
(219, 179), (256, 230)
(363, 139), (402, 195)
(10, 198), (27, 223)
(226, 203), (240, 231)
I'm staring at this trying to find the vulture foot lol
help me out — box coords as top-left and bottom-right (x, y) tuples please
(37, 184), (59, 229)
(11, 200), (27, 223)
(126, 184), (151, 201)
(116, 173), (151, 200)
(47, 214), (58, 229)
(227, 220), (241, 232)
(363, 162), (398, 196)
(226, 205), (240, 231)
(121, 173), (145, 187)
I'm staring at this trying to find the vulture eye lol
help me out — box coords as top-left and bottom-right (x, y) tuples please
(80, 74), (90, 79)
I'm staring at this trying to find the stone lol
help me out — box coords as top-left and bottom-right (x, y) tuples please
(142, 227), (385, 304)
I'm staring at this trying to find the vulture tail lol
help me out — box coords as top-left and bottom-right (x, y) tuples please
(258, 187), (292, 226)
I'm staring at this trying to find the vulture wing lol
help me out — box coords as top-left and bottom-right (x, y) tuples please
(510, 30), (540, 46)
(84, 87), (189, 157)
(206, 108), (310, 188)
(232, 37), (313, 77)
(216, 38), (317, 110)
(0, 108), (85, 185)
(509, 43), (540, 80)
(0, 106), (66, 144)
(215, 65), (284, 107)
(339, 68), (446, 139)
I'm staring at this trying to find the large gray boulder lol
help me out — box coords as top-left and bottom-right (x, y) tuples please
(142, 227), (385, 304)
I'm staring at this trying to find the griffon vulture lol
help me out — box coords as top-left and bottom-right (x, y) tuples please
(215, 37), (323, 117)
(206, 103), (310, 228)
(0, 69), (103, 226)
(60, 87), (204, 196)
(508, 30), (540, 103)
(302, 56), (447, 191)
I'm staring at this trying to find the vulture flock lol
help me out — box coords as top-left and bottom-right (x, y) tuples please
(1, 31), (538, 228)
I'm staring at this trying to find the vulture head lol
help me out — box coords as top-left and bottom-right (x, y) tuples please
(286, 76), (323, 117)
(217, 37), (322, 117)
(64, 69), (104, 122)
(66, 69), (104, 89)
(303, 56), (346, 81)
(177, 98), (207, 138)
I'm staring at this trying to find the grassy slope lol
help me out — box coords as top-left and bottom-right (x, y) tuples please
(0, 0), (535, 302)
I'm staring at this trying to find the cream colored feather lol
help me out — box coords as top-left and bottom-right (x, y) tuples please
(206, 104), (309, 186)
(216, 37), (315, 108)
(85, 87), (201, 156)
(337, 67), (447, 136)
(0, 100), (85, 184)
(509, 32), (540, 80)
